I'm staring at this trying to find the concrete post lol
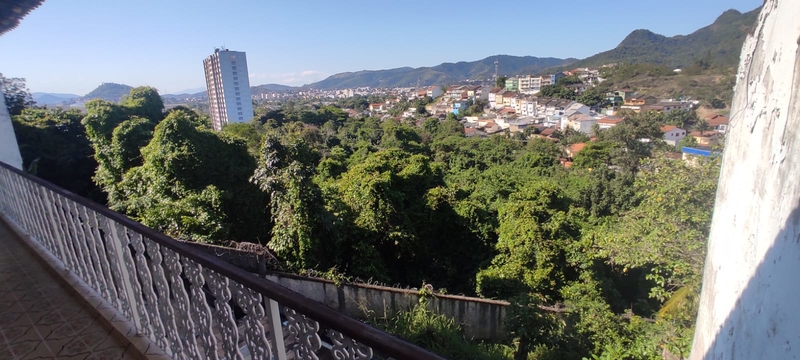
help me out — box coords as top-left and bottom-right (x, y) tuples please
(690, 1), (800, 359)
(0, 95), (23, 169)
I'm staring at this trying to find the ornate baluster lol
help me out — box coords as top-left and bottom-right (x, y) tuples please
(101, 218), (134, 319)
(82, 211), (117, 306)
(50, 194), (80, 272)
(182, 258), (220, 360)
(206, 269), (243, 360)
(105, 221), (150, 336)
(130, 233), (169, 351)
(233, 283), (273, 360)
(27, 186), (51, 250)
(76, 206), (108, 296)
(163, 249), (200, 359)
(326, 329), (374, 360)
(40, 189), (69, 263)
(71, 203), (101, 290)
(146, 239), (183, 357)
(61, 198), (90, 281)
(284, 306), (322, 360)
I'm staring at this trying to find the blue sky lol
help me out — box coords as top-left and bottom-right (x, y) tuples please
(0, 0), (761, 95)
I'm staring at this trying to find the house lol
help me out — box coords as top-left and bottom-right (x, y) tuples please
(539, 127), (557, 139)
(563, 102), (591, 117)
(446, 85), (467, 100)
(681, 146), (722, 163)
(661, 125), (687, 146)
(452, 100), (469, 115)
(690, 131), (721, 146)
(621, 94), (658, 112)
(706, 115), (730, 134)
(605, 89), (635, 104)
(488, 87), (504, 109)
(597, 116), (622, 129)
(507, 119), (532, 133)
(566, 83), (589, 95)
(464, 127), (487, 138)
(502, 92), (518, 108)
(504, 78), (519, 92)
(519, 97), (538, 117)
(402, 108), (417, 118)
(369, 103), (386, 113)
(499, 107), (517, 116)
(426, 86), (444, 99)
(567, 114), (597, 135)
(566, 143), (586, 158)
(518, 75), (546, 95)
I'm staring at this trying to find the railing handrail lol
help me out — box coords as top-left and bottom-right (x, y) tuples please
(0, 160), (446, 360)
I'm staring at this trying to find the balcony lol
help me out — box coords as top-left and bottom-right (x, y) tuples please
(0, 161), (444, 360)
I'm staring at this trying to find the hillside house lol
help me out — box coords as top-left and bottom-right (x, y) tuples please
(597, 116), (622, 129)
(566, 143), (586, 158)
(661, 125), (687, 146)
(690, 131), (721, 146)
(369, 103), (386, 113)
(706, 115), (730, 134)
(621, 94), (658, 112)
(567, 114), (597, 135)
(426, 86), (444, 99)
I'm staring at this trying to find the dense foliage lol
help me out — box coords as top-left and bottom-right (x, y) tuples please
(12, 86), (722, 359)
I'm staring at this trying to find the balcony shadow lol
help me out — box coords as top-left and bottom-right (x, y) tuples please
(695, 202), (800, 359)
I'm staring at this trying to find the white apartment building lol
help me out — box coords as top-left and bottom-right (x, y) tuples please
(518, 75), (546, 95)
(204, 48), (254, 131)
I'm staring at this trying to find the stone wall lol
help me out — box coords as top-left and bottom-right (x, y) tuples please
(690, 2), (800, 359)
(185, 241), (509, 341)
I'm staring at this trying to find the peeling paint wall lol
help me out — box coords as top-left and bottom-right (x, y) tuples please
(690, 1), (800, 359)
(0, 96), (22, 169)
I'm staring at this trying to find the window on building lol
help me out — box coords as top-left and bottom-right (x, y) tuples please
(236, 92), (240, 96)
(233, 71), (237, 75)
(238, 112), (243, 116)
(236, 102), (241, 106)
(235, 87), (239, 91)
(236, 97), (240, 101)
(232, 61), (236, 65)
(237, 107), (242, 111)
(232, 66), (237, 70)
(233, 77), (238, 81)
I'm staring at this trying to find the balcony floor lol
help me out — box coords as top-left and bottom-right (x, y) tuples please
(0, 222), (140, 360)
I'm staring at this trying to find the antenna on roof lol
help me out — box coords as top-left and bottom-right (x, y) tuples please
(494, 60), (499, 83)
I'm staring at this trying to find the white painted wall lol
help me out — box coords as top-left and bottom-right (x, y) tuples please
(691, 2), (800, 359)
(0, 96), (23, 169)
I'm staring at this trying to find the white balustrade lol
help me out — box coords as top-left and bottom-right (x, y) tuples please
(0, 163), (444, 360)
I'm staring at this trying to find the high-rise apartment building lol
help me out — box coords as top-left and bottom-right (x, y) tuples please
(203, 48), (254, 131)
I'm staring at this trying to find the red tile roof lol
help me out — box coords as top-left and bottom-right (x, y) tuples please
(661, 125), (678, 132)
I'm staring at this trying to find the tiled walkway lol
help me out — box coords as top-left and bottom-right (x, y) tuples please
(0, 223), (140, 360)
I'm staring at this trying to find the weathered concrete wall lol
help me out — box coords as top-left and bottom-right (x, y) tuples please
(0, 96), (23, 169)
(690, 2), (800, 359)
(185, 241), (509, 341)
(263, 271), (508, 341)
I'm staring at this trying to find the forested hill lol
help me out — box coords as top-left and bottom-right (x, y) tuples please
(81, 83), (133, 102)
(569, 7), (760, 69)
(307, 55), (576, 89)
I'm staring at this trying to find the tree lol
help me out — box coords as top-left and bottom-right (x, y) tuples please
(252, 131), (323, 269)
(496, 76), (508, 89)
(572, 141), (620, 169)
(476, 180), (582, 301)
(1, 74), (35, 115)
(12, 108), (104, 202)
(577, 88), (605, 108)
(692, 119), (710, 133)
(120, 86), (165, 122)
(595, 154), (721, 306)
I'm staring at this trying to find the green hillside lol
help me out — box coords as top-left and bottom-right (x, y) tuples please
(308, 55), (576, 89)
(570, 7), (759, 69)
(82, 83), (133, 102)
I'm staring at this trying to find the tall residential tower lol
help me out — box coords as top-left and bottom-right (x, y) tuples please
(203, 48), (254, 131)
